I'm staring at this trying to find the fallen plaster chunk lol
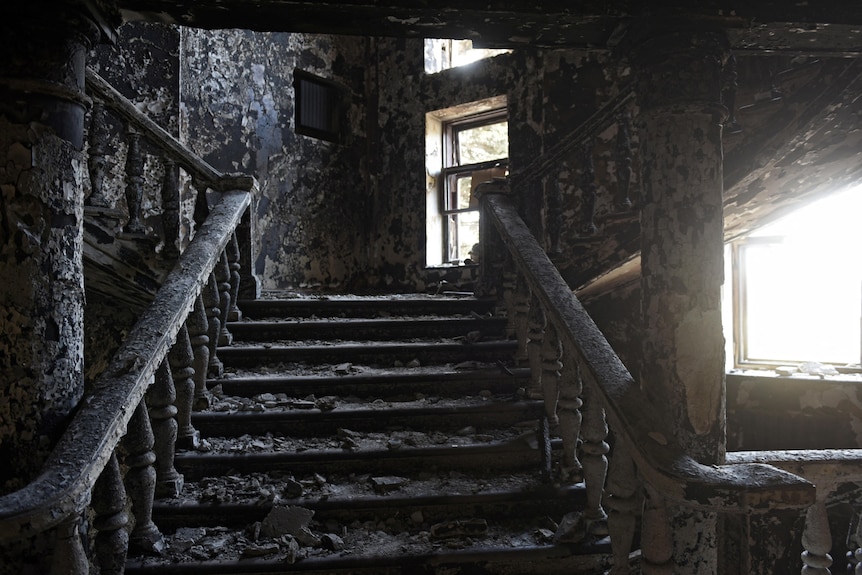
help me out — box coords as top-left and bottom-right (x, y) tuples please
(241, 542), (280, 558)
(430, 518), (488, 540)
(370, 475), (409, 493)
(261, 505), (315, 539)
(321, 533), (345, 550)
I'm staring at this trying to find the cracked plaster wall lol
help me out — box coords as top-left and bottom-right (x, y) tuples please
(0, 122), (86, 494)
(178, 31), (524, 292)
(180, 30), (370, 291)
(176, 29), (642, 294)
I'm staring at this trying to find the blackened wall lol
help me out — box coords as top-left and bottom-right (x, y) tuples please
(180, 30), (372, 290)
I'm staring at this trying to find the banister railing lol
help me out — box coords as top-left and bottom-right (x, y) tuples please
(477, 186), (816, 572)
(0, 69), (256, 573)
(727, 449), (862, 572)
(85, 68), (233, 192)
(0, 188), (250, 535)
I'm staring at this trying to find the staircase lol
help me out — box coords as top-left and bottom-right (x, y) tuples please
(124, 293), (613, 574)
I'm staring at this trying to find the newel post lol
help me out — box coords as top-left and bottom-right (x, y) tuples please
(630, 21), (730, 573)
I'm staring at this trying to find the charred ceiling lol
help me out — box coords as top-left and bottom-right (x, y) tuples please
(116, 1), (862, 54)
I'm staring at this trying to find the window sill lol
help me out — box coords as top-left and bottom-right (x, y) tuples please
(727, 367), (862, 384)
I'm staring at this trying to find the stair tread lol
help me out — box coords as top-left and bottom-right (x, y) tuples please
(135, 295), (604, 574)
(212, 365), (528, 383)
(157, 471), (577, 510)
(213, 360), (529, 388)
(126, 532), (610, 575)
(219, 339), (515, 349)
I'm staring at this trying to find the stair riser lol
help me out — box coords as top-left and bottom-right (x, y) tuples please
(214, 377), (526, 400)
(126, 543), (612, 575)
(191, 405), (542, 438)
(227, 318), (507, 342)
(216, 342), (517, 368)
(238, 298), (497, 319)
(151, 492), (585, 531)
(175, 447), (542, 481)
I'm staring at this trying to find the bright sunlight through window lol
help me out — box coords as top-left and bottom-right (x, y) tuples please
(730, 184), (862, 367)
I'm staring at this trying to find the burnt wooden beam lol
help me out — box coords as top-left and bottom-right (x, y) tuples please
(723, 58), (862, 239)
(116, 0), (862, 53)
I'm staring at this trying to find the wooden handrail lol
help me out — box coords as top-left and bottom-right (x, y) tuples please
(0, 189), (251, 542)
(727, 449), (862, 486)
(85, 68), (254, 193)
(480, 190), (816, 513)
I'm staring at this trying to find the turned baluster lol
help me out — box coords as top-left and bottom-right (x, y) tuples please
(193, 183), (210, 228)
(236, 207), (260, 300)
(204, 272), (224, 377)
(557, 357), (584, 484)
(501, 267), (518, 339)
(642, 484), (674, 575)
(216, 250), (233, 346)
(50, 514), (88, 574)
(147, 360), (184, 497)
(801, 488), (835, 575)
(476, 205), (503, 299)
(92, 452), (130, 574)
(87, 100), (110, 208)
(226, 233), (243, 321)
(850, 507), (862, 574)
(526, 297), (545, 399)
(579, 373), (609, 534)
(541, 323), (562, 427)
(161, 158), (181, 260)
(188, 294), (211, 410)
(614, 111), (633, 211)
(606, 439), (643, 575)
(123, 400), (165, 554)
(539, 323), (562, 482)
(578, 143), (598, 236)
(170, 325), (200, 450)
(123, 126), (146, 235)
(512, 273), (530, 365)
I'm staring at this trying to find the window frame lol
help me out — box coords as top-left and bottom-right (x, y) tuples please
(438, 109), (508, 264)
(293, 69), (345, 143)
(729, 234), (862, 373)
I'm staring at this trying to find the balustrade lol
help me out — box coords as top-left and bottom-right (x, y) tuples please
(477, 188), (816, 573)
(726, 449), (862, 574)
(0, 68), (254, 573)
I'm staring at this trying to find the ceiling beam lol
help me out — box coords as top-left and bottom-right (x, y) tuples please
(117, 1), (862, 53)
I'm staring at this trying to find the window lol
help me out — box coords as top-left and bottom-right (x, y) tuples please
(726, 185), (862, 371)
(426, 103), (508, 266)
(424, 39), (511, 74)
(293, 69), (344, 143)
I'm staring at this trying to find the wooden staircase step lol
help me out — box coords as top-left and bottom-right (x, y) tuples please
(150, 483), (586, 529)
(175, 438), (545, 481)
(128, 294), (608, 575)
(126, 536), (611, 575)
(210, 367), (530, 399)
(227, 316), (507, 341)
(216, 340), (518, 368)
(191, 399), (543, 437)
(237, 296), (497, 319)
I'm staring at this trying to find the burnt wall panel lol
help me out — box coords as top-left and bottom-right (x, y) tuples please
(180, 30), (372, 291)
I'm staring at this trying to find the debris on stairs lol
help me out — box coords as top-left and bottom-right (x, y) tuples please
(125, 293), (612, 574)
